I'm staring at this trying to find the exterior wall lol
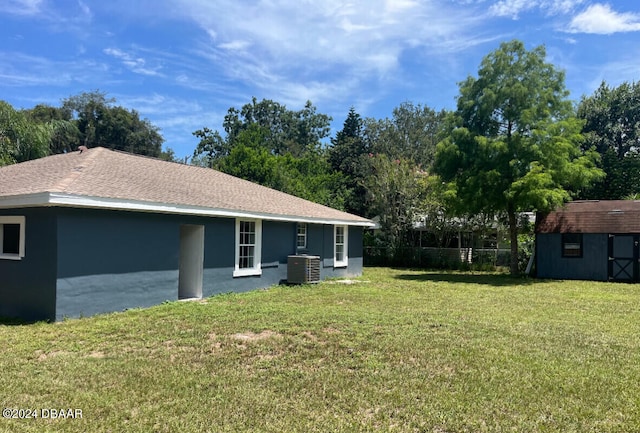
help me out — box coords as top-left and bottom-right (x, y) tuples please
(55, 208), (183, 320)
(52, 209), (366, 320)
(320, 224), (363, 279)
(536, 233), (608, 281)
(0, 208), (57, 322)
(201, 220), (295, 296)
(0, 206), (367, 321)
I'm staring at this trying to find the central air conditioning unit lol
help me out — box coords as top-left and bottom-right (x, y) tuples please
(287, 255), (321, 284)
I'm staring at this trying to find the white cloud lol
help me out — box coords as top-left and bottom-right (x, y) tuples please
(0, 0), (43, 16)
(103, 47), (163, 76)
(489, 0), (585, 19)
(217, 40), (252, 51)
(77, 1), (92, 21)
(0, 51), (110, 87)
(164, 0), (485, 107)
(568, 3), (640, 34)
(178, 0), (478, 69)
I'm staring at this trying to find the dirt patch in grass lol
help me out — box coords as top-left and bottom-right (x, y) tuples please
(232, 330), (281, 341)
(35, 350), (69, 361)
(326, 279), (370, 285)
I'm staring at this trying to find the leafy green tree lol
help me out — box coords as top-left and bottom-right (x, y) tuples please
(366, 154), (425, 256)
(434, 40), (602, 275)
(158, 147), (179, 163)
(0, 101), (51, 165)
(577, 81), (640, 199)
(62, 90), (163, 156)
(192, 98), (345, 208)
(24, 104), (81, 154)
(221, 97), (331, 157)
(216, 124), (348, 209)
(191, 127), (229, 168)
(364, 102), (447, 170)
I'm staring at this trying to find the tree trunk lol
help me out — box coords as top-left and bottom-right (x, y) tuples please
(508, 206), (519, 276)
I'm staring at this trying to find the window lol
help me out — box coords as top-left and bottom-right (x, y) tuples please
(334, 225), (348, 267)
(234, 219), (262, 277)
(562, 233), (583, 258)
(297, 223), (307, 250)
(0, 216), (25, 260)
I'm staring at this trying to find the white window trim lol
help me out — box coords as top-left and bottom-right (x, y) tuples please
(297, 223), (307, 250)
(233, 218), (262, 277)
(334, 225), (348, 268)
(0, 216), (26, 260)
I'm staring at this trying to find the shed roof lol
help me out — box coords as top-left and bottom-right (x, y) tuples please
(536, 200), (640, 234)
(0, 147), (374, 226)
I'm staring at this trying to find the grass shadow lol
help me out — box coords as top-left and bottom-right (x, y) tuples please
(393, 271), (539, 287)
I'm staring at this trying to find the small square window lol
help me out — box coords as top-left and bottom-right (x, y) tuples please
(562, 233), (582, 258)
(0, 216), (25, 260)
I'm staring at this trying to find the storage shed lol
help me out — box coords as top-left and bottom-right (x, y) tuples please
(536, 200), (640, 282)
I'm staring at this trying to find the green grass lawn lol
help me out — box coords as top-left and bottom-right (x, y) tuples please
(1, 267), (639, 432)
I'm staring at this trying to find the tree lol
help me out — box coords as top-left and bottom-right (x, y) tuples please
(328, 107), (369, 216)
(158, 147), (179, 163)
(365, 154), (424, 256)
(364, 102), (447, 170)
(24, 104), (81, 154)
(216, 123), (348, 209)
(434, 40), (602, 275)
(0, 101), (51, 165)
(577, 81), (640, 199)
(220, 97), (331, 157)
(191, 127), (229, 168)
(329, 107), (366, 174)
(192, 98), (345, 208)
(61, 90), (164, 156)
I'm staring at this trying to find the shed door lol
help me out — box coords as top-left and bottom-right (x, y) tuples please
(608, 234), (639, 282)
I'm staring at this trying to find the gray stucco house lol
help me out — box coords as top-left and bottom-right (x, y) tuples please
(0, 147), (374, 321)
(536, 200), (640, 282)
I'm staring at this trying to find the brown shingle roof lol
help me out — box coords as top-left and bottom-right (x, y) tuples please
(0, 147), (373, 226)
(536, 200), (640, 233)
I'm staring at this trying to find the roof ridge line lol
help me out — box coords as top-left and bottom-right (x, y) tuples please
(52, 147), (103, 192)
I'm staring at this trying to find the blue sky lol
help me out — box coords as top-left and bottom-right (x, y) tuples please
(1, 0), (639, 159)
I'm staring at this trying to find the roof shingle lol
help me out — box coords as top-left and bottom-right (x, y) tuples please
(0, 147), (373, 226)
(536, 200), (640, 233)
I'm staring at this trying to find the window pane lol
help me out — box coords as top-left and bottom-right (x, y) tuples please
(239, 245), (255, 269)
(562, 233), (582, 258)
(563, 244), (581, 256)
(2, 224), (20, 255)
(297, 224), (307, 248)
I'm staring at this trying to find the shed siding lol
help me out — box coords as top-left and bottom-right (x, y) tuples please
(0, 208), (57, 322)
(536, 233), (608, 281)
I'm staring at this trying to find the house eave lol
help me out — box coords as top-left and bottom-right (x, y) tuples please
(0, 192), (376, 227)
